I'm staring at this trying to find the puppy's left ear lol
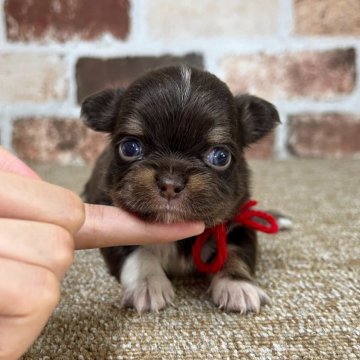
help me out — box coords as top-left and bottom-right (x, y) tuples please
(81, 88), (125, 133)
(235, 95), (280, 146)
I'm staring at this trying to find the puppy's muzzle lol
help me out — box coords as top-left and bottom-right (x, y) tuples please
(155, 173), (186, 201)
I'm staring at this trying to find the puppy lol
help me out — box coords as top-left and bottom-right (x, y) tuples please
(82, 65), (283, 314)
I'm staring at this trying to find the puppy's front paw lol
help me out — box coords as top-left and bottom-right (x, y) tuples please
(209, 277), (270, 313)
(122, 274), (175, 313)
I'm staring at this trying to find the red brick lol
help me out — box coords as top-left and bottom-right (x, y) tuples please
(221, 49), (356, 100)
(295, 0), (360, 36)
(12, 118), (108, 164)
(5, 0), (130, 42)
(287, 113), (360, 158)
(245, 133), (275, 159)
(76, 54), (204, 103)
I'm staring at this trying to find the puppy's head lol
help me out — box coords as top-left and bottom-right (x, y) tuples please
(81, 65), (279, 226)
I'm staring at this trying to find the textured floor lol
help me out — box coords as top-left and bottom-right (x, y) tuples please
(23, 160), (360, 359)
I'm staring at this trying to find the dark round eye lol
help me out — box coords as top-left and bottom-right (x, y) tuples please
(206, 147), (231, 169)
(119, 139), (143, 160)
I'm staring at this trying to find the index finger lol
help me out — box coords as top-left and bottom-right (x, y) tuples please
(75, 203), (205, 249)
(0, 170), (84, 234)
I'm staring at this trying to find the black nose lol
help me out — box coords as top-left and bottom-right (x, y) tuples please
(156, 174), (185, 200)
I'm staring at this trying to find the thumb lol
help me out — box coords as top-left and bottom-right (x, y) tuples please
(0, 146), (41, 180)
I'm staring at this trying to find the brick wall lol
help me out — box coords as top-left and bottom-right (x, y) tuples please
(0, 0), (359, 164)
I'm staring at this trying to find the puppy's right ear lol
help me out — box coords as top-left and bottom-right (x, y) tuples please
(81, 88), (125, 133)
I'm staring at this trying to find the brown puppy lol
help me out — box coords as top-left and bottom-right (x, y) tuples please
(82, 65), (284, 314)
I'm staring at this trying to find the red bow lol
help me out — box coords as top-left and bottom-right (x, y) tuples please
(192, 200), (279, 274)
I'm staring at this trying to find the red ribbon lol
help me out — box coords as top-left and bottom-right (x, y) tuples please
(192, 200), (279, 274)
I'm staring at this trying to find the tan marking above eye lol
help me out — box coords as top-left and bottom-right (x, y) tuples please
(207, 127), (231, 144)
(119, 118), (144, 137)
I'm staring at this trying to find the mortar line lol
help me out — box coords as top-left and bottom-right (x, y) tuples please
(0, 0), (6, 45)
(0, 115), (13, 150)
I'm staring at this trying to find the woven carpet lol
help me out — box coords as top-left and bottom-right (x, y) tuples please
(23, 160), (360, 359)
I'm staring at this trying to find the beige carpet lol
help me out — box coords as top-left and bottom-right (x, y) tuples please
(23, 160), (360, 359)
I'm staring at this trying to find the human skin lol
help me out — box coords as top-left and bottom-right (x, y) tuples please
(0, 146), (204, 359)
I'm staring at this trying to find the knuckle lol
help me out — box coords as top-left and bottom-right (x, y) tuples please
(0, 345), (16, 360)
(20, 270), (60, 316)
(35, 270), (60, 310)
(52, 226), (74, 271)
(0, 272), (59, 359)
(62, 190), (85, 233)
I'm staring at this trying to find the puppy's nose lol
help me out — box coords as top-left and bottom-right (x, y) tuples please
(156, 174), (185, 200)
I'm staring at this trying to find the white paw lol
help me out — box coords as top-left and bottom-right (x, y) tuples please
(120, 248), (175, 313)
(122, 274), (175, 313)
(209, 277), (271, 314)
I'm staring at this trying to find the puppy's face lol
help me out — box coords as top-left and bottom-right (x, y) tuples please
(82, 66), (279, 226)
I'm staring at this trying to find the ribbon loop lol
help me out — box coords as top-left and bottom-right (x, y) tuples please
(192, 224), (227, 273)
(234, 202), (279, 234)
(192, 200), (279, 273)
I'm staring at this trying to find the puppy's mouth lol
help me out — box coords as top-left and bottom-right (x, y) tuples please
(110, 190), (220, 225)
(152, 207), (194, 224)
(116, 199), (203, 224)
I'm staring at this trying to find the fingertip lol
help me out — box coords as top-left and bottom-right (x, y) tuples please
(178, 221), (205, 236)
(150, 221), (205, 244)
(194, 222), (206, 234)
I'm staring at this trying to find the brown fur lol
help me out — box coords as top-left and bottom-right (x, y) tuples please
(82, 65), (281, 313)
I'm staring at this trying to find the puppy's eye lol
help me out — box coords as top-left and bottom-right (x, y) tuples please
(119, 138), (143, 160)
(206, 146), (231, 169)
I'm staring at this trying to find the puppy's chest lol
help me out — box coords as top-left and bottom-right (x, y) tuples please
(145, 243), (195, 276)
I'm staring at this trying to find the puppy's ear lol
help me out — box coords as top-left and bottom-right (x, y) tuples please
(235, 95), (280, 145)
(81, 88), (125, 133)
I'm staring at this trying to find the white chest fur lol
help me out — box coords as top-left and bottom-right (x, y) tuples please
(144, 243), (194, 276)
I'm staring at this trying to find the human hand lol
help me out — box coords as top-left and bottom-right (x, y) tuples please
(0, 147), (84, 359)
(0, 146), (204, 359)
